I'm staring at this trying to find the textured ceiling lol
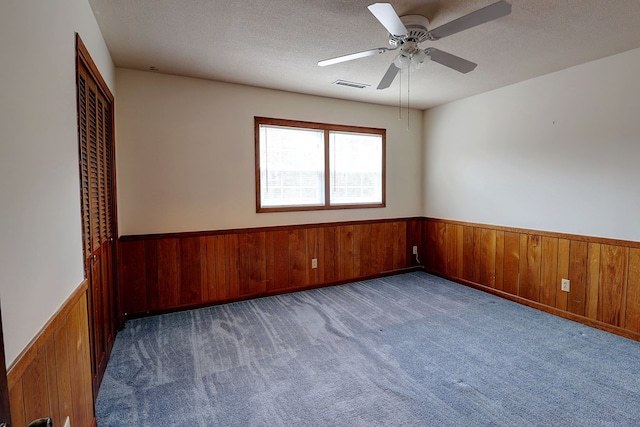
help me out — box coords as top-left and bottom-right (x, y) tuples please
(89, 0), (640, 110)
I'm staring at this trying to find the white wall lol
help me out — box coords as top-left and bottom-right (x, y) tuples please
(423, 47), (640, 242)
(116, 69), (424, 236)
(0, 0), (114, 365)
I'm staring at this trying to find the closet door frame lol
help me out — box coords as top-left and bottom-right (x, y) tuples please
(75, 34), (119, 400)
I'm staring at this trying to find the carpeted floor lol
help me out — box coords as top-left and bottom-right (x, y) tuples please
(96, 272), (640, 426)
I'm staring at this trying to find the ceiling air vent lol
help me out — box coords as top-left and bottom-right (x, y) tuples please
(332, 80), (370, 89)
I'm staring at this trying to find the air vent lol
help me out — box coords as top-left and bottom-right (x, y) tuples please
(332, 80), (370, 89)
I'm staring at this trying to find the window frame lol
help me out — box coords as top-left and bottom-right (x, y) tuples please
(255, 117), (386, 213)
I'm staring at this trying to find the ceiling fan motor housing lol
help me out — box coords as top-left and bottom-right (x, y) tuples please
(389, 15), (430, 46)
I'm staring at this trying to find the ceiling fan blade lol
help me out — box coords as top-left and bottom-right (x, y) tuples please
(368, 3), (408, 36)
(427, 0), (512, 41)
(376, 63), (400, 89)
(426, 48), (477, 73)
(318, 48), (388, 67)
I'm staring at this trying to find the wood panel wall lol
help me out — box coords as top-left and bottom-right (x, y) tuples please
(7, 281), (95, 427)
(424, 218), (640, 341)
(118, 218), (423, 317)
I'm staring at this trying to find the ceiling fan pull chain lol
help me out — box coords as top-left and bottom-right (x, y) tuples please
(407, 68), (410, 130)
(398, 67), (402, 120)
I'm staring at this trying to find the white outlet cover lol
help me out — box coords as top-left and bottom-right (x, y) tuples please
(561, 279), (570, 292)
(64, 416), (71, 427)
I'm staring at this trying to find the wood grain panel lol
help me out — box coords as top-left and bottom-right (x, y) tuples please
(598, 244), (629, 326)
(383, 223), (395, 272)
(432, 222), (446, 274)
(422, 217), (640, 248)
(586, 243), (601, 320)
(495, 231), (505, 291)
(393, 222), (407, 270)
(462, 226), (475, 282)
(200, 236), (215, 301)
(289, 229), (308, 288)
(425, 221), (437, 272)
(625, 248), (640, 333)
(540, 237), (558, 307)
(53, 323), (72, 424)
(567, 241), (588, 316)
(224, 234), (240, 299)
(44, 339), (60, 425)
(479, 229), (496, 288)
(118, 240), (146, 315)
(213, 235), (228, 299)
(67, 301), (90, 427)
(503, 232), (520, 295)
(445, 224), (458, 277)
(423, 218), (640, 343)
(352, 225), (362, 278)
(179, 237), (202, 304)
(339, 226), (356, 279)
(323, 226), (339, 282)
(455, 225), (464, 277)
(473, 228), (482, 283)
(358, 224), (373, 276)
(9, 282), (95, 426)
(272, 230), (289, 291)
(79, 295), (94, 425)
(118, 218), (420, 317)
(556, 239), (570, 311)
(22, 348), (49, 422)
(239, 232), (267, 297)
(264, 232), (275, 293)
(367, 223), (384, 275)
(9, 380), (25, 427)
(519, 234), (541, 302)
(157, 239), (178, 309)
(145, 239), (159, 311)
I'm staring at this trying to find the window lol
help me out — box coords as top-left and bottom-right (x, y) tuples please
(256, 117), (385, 212)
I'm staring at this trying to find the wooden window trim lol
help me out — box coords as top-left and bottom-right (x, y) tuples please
(255, 117), (386, 213)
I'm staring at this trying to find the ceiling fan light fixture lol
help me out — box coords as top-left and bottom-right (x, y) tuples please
(413, 49), (429, 64)
(393, 53), (411, 69)
(411, 49), (431, 69)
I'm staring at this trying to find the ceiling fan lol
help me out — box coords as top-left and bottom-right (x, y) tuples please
(318, 1), (512, 90)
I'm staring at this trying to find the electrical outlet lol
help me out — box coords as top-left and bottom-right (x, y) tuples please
(64, 416), (71, 427)
(311, 258), (318, 269)
(412, 246), (418, 255)
(561, 278), (570, 292)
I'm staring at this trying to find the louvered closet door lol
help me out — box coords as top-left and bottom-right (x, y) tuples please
(77, 57), (116, 400)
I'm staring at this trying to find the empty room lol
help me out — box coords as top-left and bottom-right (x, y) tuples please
(2, 0), (640, 426)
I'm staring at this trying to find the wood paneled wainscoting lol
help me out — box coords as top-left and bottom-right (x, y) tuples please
(118, 218), (424, 317)
(7, 281), (95, 427)
(424, 218), (640, 342)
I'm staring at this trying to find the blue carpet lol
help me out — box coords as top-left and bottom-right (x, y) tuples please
(96, 272), (640, 426)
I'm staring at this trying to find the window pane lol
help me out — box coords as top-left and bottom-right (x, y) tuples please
(259, 125), (325, 208)
(329, 131), (383, 205)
